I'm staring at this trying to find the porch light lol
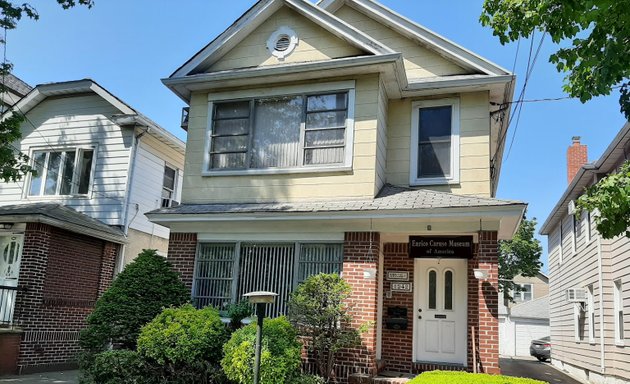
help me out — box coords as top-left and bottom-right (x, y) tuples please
(473, 268), (488, 281)
(244, 291), (278, 384)
(0, 223), (14, 230)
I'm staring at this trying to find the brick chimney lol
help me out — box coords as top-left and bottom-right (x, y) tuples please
(567, 136), (588, 184)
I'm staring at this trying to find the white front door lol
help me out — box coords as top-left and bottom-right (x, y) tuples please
(414, 258), (467, 365)
(0, 234), (23, 324)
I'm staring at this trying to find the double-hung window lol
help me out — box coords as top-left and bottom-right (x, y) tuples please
(513, 283), (533, 303)
(28, 148), (94, 197)
(207, 85), (353, 173)
(410, 98), (460, 185)
(192, 242), (343, 317)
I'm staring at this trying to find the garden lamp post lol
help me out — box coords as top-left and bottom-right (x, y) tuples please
(243, 291), (277, 384)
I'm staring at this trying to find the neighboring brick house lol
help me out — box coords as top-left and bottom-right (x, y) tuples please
(0, 80), (185, 374)
(148, 0), (526, 380)
(540, 127), (630, 384)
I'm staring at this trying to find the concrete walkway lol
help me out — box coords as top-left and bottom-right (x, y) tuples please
(0, 371), (78, 384)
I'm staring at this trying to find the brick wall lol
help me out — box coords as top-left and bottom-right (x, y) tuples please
(12, 223), (119, 373)
(335, 232), (380, 380)
(467, 231), (500, 374)
(567, 136), (588, 184)
(0, 331), (22, 375)
(167, 233), (197, 292)
(381, 243), (414, 372)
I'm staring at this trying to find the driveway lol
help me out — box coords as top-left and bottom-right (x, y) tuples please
(501, 357), (583, 384)
(0, 371), (78, 384)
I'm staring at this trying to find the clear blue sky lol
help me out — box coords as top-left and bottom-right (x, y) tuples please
(9, 1), (628, 271)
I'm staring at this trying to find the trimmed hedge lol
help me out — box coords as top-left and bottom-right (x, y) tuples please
(409, 371), (547, 384)
(79, 350), (149, 384)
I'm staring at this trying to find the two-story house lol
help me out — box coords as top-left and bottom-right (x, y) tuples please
(147, 0), (525, 379)
(0, 79), (184, 374)
(541, 131), (630, 383)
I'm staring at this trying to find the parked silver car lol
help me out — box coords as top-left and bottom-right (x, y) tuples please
(530, 336), (551, 362)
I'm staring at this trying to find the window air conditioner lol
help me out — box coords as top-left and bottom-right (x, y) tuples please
(566, 288), (587, 303)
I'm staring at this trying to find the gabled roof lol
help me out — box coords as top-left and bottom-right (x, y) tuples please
(7, 79), (185, 155)
(2, 74), (32, 97)
(170, 0), (395, 78)
(317, 0), (510, 76)
(540, 121), (630, 235)
(0, 203), (126, 244)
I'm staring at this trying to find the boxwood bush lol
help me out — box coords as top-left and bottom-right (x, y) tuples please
(221, 316), (302, 384)
(409, 371), (547, 384)
(79, 350), (150, 384)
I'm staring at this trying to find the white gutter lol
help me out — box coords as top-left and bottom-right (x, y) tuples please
(596, 235), (606, 373)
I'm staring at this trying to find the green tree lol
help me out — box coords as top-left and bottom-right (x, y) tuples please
(287, 274), (362, 383)
(80, 249), (190, 352)
(499, 217), (543, 301)
(480, 0), (630, 118)
(0, 0), (94, 182)
(576, 160), (630, 239)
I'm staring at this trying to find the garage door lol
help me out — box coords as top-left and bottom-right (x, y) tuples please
(514, 319), (549, 356)
(499, 317), (515, 356)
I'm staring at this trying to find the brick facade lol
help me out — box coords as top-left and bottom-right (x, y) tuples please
(166, 232), (197, 292)
(467, 231), (500, 374)
(10, 223), (119, 373)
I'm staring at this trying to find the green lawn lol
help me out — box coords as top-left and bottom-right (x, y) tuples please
(409, 371), (547, 384)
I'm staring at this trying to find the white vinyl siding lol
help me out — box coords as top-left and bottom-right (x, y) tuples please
(0, 94), (132, 225)
(193, 242), (343, 317)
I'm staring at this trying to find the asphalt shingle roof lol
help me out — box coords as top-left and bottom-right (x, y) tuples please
(150, 184), (524, 216)
(508, 295), (550, 320)
(2, 74), (32, 97)
(0, 202), (125, 242)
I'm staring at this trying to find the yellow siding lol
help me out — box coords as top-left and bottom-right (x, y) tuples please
(210, 7), (364, 72)
(181, 75), (380, 204)
(333, 5), (471, 79)
(385, 91), (492, 197)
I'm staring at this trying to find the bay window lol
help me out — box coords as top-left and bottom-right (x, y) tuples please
(207, 86), (353, 173)
(410, 98), (460, 185)
(29, 148), (95, 197)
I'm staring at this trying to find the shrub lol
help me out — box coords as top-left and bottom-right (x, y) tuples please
(79, 350), (150, 384)
(408, 371), (547, 384)
(80, 249), (190, 352)
(226, 300), (253, 330)
(221, 317), (302, 384)
(289, 374), (326, 384)
(137, 304), (228, 368)
(287, 273), (362, 381)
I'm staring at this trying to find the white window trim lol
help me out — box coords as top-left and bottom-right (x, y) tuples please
(410, 98), (460, 186)
(614, 279), (624, 346)
(572, 215), (577, 256)
(574, 303), (584, 342)
(24, 144), (97, 200)
(266, 26), (299, 60)
(203, 81), (355, 177)
(587, 285), (595, 344)
(584, 211), (592, 244)
(558, 222), (564, 266)
(512, 283), (533, 302)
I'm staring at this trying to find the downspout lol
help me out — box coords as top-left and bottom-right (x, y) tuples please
(596, 235), (605, 373)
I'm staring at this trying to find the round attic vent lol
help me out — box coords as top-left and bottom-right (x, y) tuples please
(267, 27), (298, 59)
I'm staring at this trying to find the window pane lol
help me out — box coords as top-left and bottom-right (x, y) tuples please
(29, 152), (46, 196)
(305, 129), (345, 147)
(428, 270), (437, 310)
(59, 151), (76, 195)
(238, 243), (295, 317)
(418, 106), (451, 141)
(211, 153), (246, 169)
(306, 111), (347, 129)
(78, 150), (94, 195)
(445, 271), (453, 310)
(298, 244), (343, 283)
(418, 142), (451, 178)
(304, 147), (344, 165)
(307, 93), (347, 112)
(194, 244), (236, 310)
(212, 136), (248, 153)
(44, 152), (62, 195)
(251, 96), (302, 168)
(213, 118), (249, 136)
(163, 166), (176, 190)
(214, 102), (250, 119)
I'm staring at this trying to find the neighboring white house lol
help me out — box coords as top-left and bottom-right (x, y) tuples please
(0, 79), (185, 266)
(541, 129), (630, 384)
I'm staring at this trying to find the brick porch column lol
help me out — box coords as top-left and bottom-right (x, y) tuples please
(339, 232), (380, 378)
(467, 231), (500, 374)
(167, 233), (197, 292)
